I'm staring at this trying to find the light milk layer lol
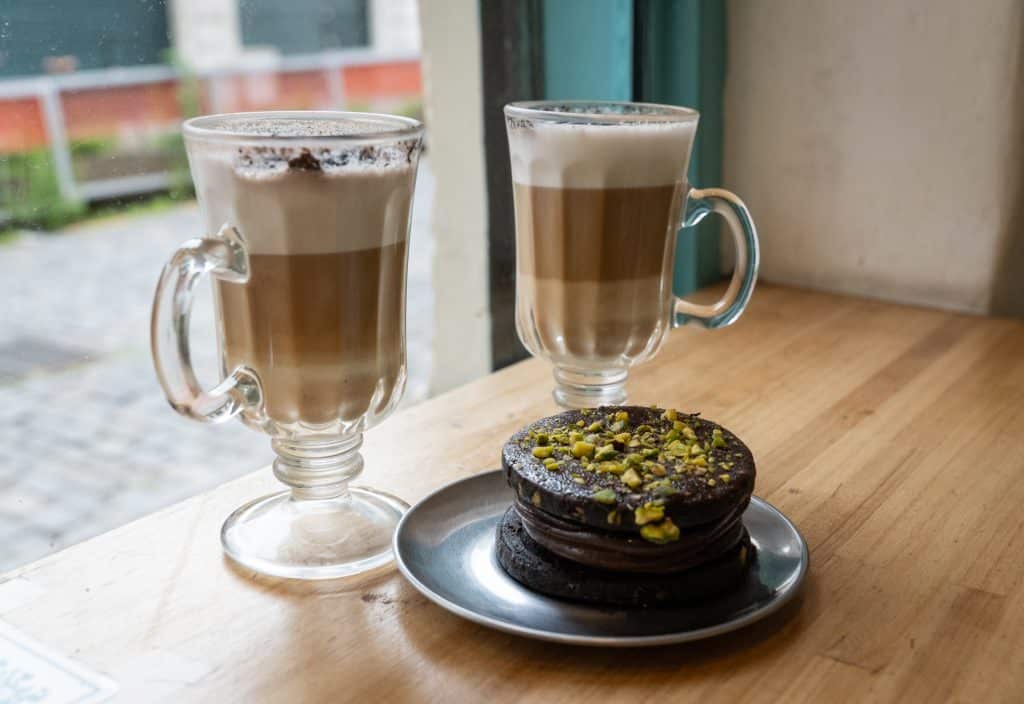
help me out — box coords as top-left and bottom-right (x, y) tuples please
(189, 149), (415, 255)
(508, 120), (697, 189)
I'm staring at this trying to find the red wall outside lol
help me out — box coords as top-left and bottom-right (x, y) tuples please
(0, 60), (421, 154)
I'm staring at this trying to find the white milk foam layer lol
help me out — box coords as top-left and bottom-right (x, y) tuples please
(508, 120), (697, 189)
(190, 147), (415, 256)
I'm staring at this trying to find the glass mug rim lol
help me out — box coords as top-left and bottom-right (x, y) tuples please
(504, 100), (699, 126)
(183, 110), (424, 145)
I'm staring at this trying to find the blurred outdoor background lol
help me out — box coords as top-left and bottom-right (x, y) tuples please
(0, 0), (430, 571)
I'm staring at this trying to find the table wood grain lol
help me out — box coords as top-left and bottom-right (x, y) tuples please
(3, 284), (1023, 703)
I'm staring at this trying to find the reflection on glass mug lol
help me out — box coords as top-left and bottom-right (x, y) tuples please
(505, 101), (759, 408)
(151, 111), (422, 579)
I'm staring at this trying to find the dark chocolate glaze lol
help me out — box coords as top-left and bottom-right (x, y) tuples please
(502, 406), (756, 532)
(515, 496), (748, 574)
(496, 507), (755, 607)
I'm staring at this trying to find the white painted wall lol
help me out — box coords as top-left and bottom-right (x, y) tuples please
(724, 0), (1024, 315)
(418, 0), (492, 393)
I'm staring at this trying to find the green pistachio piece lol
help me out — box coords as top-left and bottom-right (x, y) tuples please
(621, 467), (642, 489)
(542, 458), (561, 471)
(569, 430), (584, 444)
(575, 419), (586, 427)
(634, 502), (665, 525)
(689, 443), (706, 456)
(534, 432), (550, 446)
(614, 410), (629, 423)
(532, 446), (554, 459)
(719, 474), (731, 483)
(597, 461), (625, 475)
(712, 429), (727, 448)
(607, 509), (621, 526)
(642, 447), (660, 459)
(613, 432), (632, 445)
(640, 518), (680, 544)
(662, 408), (678, 422)
(691, 456), (708, 467)
(645, 479), (680, 497)
(650, 463), (667, 477)
(610, 419), (627, 433)
(571, 475), (585, 484)
(587, 421), (604, 433)
(594, 444), (617, 461)
(572, 441), (595, 458)
(592, 488), (617, 504)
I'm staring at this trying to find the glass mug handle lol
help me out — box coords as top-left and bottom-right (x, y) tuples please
(150, 224), (261, 423)
(674, 187), (760, 329)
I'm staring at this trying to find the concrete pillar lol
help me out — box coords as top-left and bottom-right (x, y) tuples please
(418, 0), (492, 393)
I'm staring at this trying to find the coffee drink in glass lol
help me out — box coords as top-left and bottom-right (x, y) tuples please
(505, 101), (759, 408)
(151, 111), (422, 579)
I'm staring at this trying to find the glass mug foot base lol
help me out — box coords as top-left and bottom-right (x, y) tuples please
(221, 487), (409, 580)
(553, 368), (628, 409)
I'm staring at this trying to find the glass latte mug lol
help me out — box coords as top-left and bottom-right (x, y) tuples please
(505, 101), (759, 408)
(151, 112), (422, 579)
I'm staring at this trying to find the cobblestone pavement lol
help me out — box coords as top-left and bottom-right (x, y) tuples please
(0, 161), (435, 572)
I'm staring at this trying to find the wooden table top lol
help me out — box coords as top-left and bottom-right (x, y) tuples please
(3, 284), (1023, 703)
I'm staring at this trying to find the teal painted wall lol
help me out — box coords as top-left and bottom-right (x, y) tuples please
(636, 0), (726, 295)
(541, 0), (633, 100)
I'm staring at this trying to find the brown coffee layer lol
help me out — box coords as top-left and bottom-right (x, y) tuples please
(216, 244), (406, 424)
(513, 182), (684, 282)
(515, 496), (748, 574)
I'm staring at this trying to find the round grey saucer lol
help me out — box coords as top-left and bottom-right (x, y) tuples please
(394, 469), (808, 647)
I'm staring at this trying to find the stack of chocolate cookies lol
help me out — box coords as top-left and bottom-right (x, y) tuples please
(497, 406), (756, 607)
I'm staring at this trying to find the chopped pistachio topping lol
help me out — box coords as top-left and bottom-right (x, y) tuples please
(522, 408), (744, 504)
(634, 502), (665, 525)
(592, 488), (617, 504)
(607, 509), (621, 526)
(596, 461), (625, 475)
(572, 441), (595, 458)
(622, 467), (642, 489)
(640, 518), (680, 543)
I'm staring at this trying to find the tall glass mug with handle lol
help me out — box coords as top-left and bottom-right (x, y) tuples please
(151, 111), (422, 579)
(505, 101), (759, 408)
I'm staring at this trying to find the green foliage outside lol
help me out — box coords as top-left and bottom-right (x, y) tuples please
(0, 148), (87, 232)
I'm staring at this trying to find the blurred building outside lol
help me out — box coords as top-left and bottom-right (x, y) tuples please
(0, 0), (422, 224)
